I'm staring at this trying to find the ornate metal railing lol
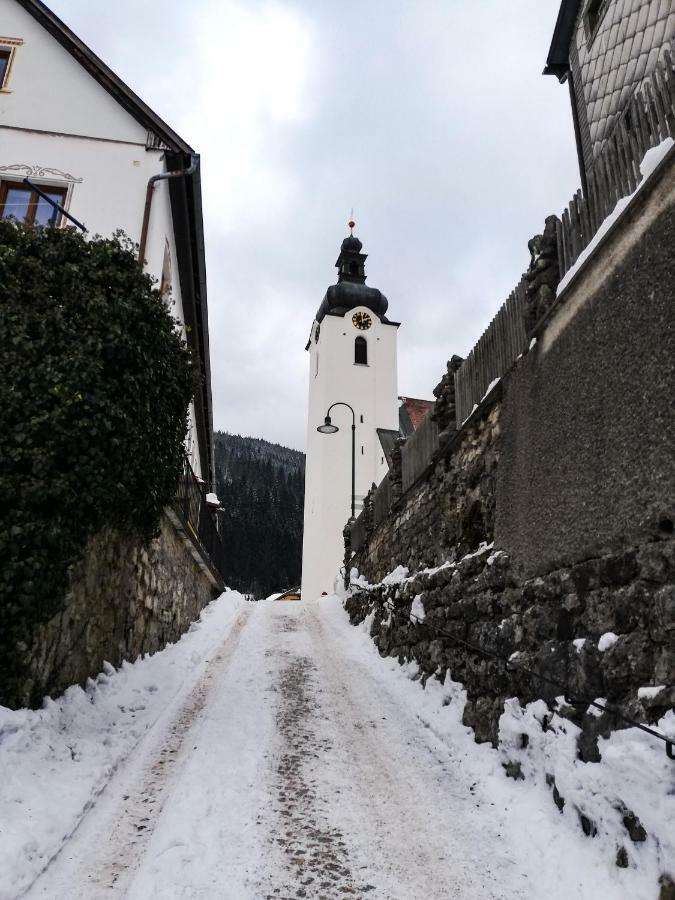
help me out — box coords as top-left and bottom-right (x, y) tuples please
(172, 452), (226, 582)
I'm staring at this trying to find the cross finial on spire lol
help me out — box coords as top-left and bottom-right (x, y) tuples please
(348, 209), (355, 235)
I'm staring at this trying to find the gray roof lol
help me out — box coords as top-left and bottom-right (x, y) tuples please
(376, 429), (399, 467)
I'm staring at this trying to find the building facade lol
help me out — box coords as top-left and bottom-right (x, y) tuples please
(301, 232), (399, 601)
(544, 0), (674, 187)
(0, 0), (214, 486)
(0, 0), (226, 706)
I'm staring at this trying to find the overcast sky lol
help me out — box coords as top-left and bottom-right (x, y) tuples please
(51, 0), (579, 452)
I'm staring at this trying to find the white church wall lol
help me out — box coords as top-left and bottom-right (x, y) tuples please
(302, 305), (399, 601)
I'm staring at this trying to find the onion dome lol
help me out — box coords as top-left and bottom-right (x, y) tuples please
(315, 223), (390, 324)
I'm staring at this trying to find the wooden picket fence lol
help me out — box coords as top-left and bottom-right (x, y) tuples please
(454, 41), (675, 427)
(454, 280), (527, 426)
(558, 41), (675, 277)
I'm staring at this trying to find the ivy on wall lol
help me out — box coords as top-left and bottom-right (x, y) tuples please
(0, 222), (194, 705)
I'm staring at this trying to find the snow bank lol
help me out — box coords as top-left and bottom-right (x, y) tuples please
(598, 631), (619, 652)
(499, 699), (675, 893)
(637, 685), (665, 700)
(381, 565), (409, 586)
(332, 568), (675, 898)
(0, 590), (245, 900)
(350, 543), (496, 594)
(409, 594), (426, 623)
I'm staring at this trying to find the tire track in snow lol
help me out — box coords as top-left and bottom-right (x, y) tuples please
(258, 611), (377, 899)
(304, 603), (510, 899)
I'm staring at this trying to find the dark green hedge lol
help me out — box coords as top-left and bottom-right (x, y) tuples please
(0, 223), (194, 703)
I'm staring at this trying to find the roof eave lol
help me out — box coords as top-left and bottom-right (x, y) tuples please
(167, 153), (215, 490)
(543, 0), (583, 81)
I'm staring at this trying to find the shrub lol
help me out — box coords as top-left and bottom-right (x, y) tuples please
(0, 222), (194, 702)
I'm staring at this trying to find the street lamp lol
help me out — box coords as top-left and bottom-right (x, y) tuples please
(317, 401), (356, 519)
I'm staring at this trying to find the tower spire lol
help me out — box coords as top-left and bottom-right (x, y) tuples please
(336, 225), (366, 285)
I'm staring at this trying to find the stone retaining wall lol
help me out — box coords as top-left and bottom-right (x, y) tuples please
(354, 395), (501, 584)
(13, 512), (218, 708)
(346, 538), (674, 750)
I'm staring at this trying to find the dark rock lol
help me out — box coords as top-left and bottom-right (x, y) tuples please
(503, 760), (525, 780)
(616, 847), (629, 868)
(637, 542), (675, 584)
(545, 773), (566, 812)
(652, 585), (675, 638)
(602, 633), (654, 696)
(622, 811), (647, 843)
(599, 551), (638, 586)
(659, 875), (675, 900)
(524, 215), (561, 332)
(579, 813), (598, 837)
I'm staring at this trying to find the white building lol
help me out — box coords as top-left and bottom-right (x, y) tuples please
(301, 230), (399, 601)
(0, 0), (214, 487)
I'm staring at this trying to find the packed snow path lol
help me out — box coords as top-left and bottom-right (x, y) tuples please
(22, 598), (638, 899)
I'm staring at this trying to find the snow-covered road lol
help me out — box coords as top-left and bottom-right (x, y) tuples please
(15, 596), (661, 899)
(23, 599), (512, 899)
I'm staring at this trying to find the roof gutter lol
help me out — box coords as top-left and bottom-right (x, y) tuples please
(165, 154), (216, 490)
(138, 155), (198, 267)
(543, 0), (582, 81)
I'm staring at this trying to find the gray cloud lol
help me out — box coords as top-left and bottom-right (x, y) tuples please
(50, 0), (579, 451)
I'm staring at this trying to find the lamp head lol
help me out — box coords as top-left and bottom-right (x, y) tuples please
(317, 415), (339, 434)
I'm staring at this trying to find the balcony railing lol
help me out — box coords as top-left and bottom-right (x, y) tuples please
(172, 452), (226, 585)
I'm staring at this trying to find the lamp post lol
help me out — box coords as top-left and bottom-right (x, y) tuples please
(317, 401), (356, 520)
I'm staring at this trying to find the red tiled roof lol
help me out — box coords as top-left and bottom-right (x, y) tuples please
(399, 397), (434, 431)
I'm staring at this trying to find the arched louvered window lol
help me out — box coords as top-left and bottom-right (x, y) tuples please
(355, 336), (367, 365)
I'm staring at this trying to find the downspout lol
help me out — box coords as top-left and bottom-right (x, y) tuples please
(138, 154), (198, 267)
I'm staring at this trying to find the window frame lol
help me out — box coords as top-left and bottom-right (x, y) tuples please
(0, 37), (24, 92)
(0, 180), (69, 227)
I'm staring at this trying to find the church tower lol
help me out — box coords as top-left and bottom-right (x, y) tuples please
(301, 226), (399, 600)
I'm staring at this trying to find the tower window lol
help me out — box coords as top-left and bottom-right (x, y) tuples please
(354, 336), (367, 365)
(349, 261), (359, 275)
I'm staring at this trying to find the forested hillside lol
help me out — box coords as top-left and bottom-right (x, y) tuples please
(214, 433), (305, 598)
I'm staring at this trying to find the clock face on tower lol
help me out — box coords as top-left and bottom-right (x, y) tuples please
(352, 311), (372, 330)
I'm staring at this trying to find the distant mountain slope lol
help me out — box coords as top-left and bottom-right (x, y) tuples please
(214, 432), (305, 598)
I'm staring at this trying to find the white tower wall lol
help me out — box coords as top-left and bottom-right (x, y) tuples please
(301, 305), (398, 601)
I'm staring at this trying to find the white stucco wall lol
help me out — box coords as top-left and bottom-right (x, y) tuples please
(301, 307), (399, 601)
(0, 0), (203, 478)
(0, 0), (147, 143)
